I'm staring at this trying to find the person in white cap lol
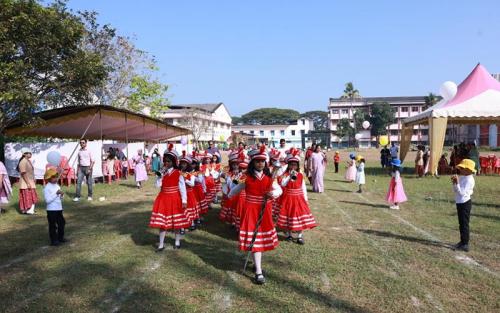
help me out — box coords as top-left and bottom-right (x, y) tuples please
(17, 147), (38, 214)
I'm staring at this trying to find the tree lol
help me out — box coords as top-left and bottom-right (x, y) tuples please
(424, 92), (439, 110)
(176, 108), (209, 150)
(300, 110), (329, 130)
(231, 116), (243, 125)
(353, 109), (369, 132)
(0, 0), (109, 135)
(369, 102), (396, 139)
(80, 11), (169, 116)
(335, 118), (355, 145)
(341, 82), (361, 101)
(240, 108), (300, 125)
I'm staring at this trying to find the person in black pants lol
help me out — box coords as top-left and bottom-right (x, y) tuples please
(451, 159), (476, 252)
(43, 168), (67, 246)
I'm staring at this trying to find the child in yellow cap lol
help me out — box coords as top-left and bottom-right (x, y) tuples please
(451, 159), (475, 252)
(355, 155), (366, 193)
(43, 168), (67, 246)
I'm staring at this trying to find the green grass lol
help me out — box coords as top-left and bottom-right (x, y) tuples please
(0, 164), (499, 313)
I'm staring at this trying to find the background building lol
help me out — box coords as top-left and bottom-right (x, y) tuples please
(232, 118), (314, 148)
(162, 103), (232, 148)
(328, 96), (428, 148)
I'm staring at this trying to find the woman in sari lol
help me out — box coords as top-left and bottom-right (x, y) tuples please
(309, 145), (326, 193)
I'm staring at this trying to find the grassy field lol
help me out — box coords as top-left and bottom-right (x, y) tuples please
(0, 158), (499, 313)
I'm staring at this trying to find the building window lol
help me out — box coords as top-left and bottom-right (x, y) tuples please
(302, 119), (305, 125)
(250, 130), (254, 134)
(412, 106), (419, 112)
(259, 130), (264, 136)
(291, 130), (296, 136)
(401, 107), (409, 112)
(280, 130), (285, 136)
(270, 130), (275, 136)
(390, 130), (398, 136)
(413, 129), (418, 135)
(332, 109), (339, 114)
(421, 129), (428, 135)
(341, 109), (348, 114)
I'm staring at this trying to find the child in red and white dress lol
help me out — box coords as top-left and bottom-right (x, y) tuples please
(212, 152), (222, 203)
(201, 153), (216, 205)
(179, 151), (199, 228)
(219, 151), (240, 224)
(277, 148), (317, 244)
(148, 148), (190, 251)
(268, 148), (287, 223)
(229, 145), (282, 285)
(232, 156), (248, 231)
(191, 152), (208, 226)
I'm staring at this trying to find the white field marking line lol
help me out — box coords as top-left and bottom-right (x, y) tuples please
(332, 180), (500, 279)
(323, 191), (445, 311)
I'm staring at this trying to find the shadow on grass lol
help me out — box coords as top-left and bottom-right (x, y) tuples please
(357, 229), (452, 250)
(326, 188), (353, 193)
(339, 200), (387, 209)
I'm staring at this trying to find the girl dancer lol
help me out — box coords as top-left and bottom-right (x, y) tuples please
(212, 152), (222, 203)
(219, 151), (240, 224)
(386, 159), (407, 210)
(229, 145), (282, 285)
(133, 149), (148, 189)
(201, 153), (216, 205)
(149, 145), (190, 250)
(179, 151), (199, 228)
(277, 148), (317, 244)
(191, 152), (208, 227)
(345, 153), (357, 183)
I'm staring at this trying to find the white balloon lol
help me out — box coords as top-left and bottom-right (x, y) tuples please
(439, 81), (457, 101)
(362, 121), (370, 129)
(355, 133), (362, 140)
(47, 151), (62, 167)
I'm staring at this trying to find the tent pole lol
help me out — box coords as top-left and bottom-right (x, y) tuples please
(125, 113), (129, 159)
(100, 109), (103, 182)
(68, 110), (99, 169)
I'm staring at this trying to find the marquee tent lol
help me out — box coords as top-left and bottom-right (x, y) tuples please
(400, 64), (500, 175)
(5, 105), (190, 141)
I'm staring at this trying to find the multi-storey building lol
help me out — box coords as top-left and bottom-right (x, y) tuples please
(232, 118), (315, 148)
(328, 96), (429, 148)
(161, 103), (232, 147)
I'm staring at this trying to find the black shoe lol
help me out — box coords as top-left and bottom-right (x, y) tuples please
(285, 235), (293, 242)
(459, 244), (469, 252)
(356, 190), (362, 193)
(189, 225), (197, 231)
(59, 238), (68, 244)
(174, 243), (181, 249)
(296, 238), (305, 245)
(50, 241), (61, 247)
(0, 208), (6, 214)
(155, 246), (165, 252)
(452, 242), (464, 250)
(254, 273), (266, 285)
(195, 219), (202, 225)
(179, 229), (186, 235)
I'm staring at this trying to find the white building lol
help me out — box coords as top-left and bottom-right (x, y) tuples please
(232, 118), (314, 148)
(329, 96), (429, 148)
(162, 103), (232, 147)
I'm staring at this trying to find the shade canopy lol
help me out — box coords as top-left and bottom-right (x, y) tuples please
(400, 64), (500, 175)
(5, 105), (190, 141)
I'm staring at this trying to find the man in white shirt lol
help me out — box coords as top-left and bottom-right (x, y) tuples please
(74, 139), (94, 202)
(452, 159), (476, 252)
(389, 142), (399, 160)
(44, 168), (66, 246)
(277, 139), (288, 163)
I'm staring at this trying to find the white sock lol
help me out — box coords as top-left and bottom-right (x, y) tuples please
(298, 232), (303, 239)
(27, 204), (35, 214)
(158, 230), (166, 248)
(175, 233), (181, 246)
(252, 252), (263, 275)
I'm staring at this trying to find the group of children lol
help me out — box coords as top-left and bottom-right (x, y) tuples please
(28, 143), (477, 285)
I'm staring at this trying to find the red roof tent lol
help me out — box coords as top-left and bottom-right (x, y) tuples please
(5, 105), (191, 141)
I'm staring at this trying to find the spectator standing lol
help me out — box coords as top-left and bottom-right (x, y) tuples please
(73, 139), (94, 202)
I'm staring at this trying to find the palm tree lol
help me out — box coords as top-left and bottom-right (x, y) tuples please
(424, 92), (438, 110)
(341, 82), (361, 147)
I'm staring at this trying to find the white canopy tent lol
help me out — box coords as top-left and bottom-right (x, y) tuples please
(401, 64), (500, 174)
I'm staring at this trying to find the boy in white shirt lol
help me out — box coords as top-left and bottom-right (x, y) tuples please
(43, 168), (67, 246)
(451, 159), (476, 252)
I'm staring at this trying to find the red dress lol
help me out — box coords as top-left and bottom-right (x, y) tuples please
(277, 173), (317, 231)
(149, 169), (191, 230)
(202, 164), (216, 203)
(219, 171), (237, 223)
(183, 173), (199, 223)
(239, 174), (279, 252)
(193, 174), (209, 215)
(213, 163), (222, 194)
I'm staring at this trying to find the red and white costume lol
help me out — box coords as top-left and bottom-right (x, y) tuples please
(149, 168), (190, 230)
(219, 152), (240, 224)
(229, 147), (282, 252)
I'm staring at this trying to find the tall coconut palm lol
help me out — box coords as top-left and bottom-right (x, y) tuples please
(424, 92), (438, 110)
(341, 82), (361, 146)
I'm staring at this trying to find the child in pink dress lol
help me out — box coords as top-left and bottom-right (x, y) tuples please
(386, 159), (407, 210)
(345, 153), (357, 182)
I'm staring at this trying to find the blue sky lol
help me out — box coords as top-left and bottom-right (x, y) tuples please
(67, 0), (500, 116)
